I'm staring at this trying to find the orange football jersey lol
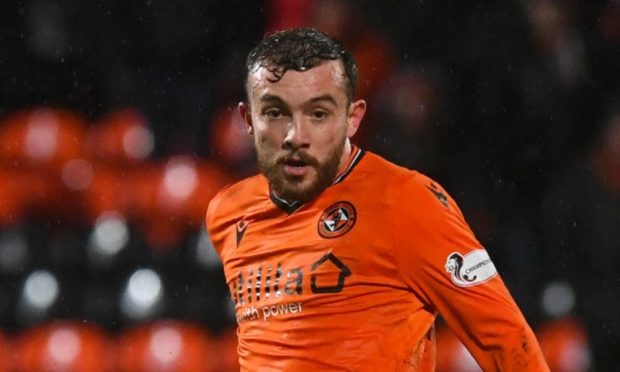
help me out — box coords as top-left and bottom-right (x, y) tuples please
(206, 147), (548, 371)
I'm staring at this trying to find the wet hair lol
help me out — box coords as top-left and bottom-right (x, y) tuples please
(245, 28), (358, 101)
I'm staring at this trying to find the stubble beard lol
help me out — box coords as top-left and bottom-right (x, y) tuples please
(256, 138), (346, 203)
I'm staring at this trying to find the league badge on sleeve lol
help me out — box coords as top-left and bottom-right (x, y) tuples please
(445, 249), (497, 287)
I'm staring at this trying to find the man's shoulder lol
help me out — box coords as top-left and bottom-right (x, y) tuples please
(214, 173), (266, 201)
(361, 151), (454, 211)
(206, 174), (267, 225)
(360, 150), (429, 190)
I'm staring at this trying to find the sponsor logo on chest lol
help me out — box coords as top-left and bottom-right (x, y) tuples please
(230, 201), (358, 324)
(230, 252), (352, 323)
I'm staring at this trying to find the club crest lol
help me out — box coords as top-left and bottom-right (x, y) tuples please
(318, 201), (356, 239)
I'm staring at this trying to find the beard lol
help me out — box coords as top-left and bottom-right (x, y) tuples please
(256, 138), (346, 203)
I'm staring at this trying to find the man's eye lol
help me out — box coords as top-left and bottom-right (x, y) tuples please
(264, 108), (282, 118)
(312, 111), (328, 120)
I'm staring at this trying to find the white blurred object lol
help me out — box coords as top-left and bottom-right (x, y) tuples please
(87, 211), (130, 269)
(160, 157), (198, 203)
(123, 124), (154, 160)
(149, 326), (184, 365)
(46, 327), (82, 367)
(120, 268), (164, 321)
(18, 269), (60, 324)
(25, 109), (59, 161)
(541, 280), (576, 318)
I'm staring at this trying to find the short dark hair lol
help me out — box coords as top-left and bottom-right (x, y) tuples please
(245, 28), (358, 101)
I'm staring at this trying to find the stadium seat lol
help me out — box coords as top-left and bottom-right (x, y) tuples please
(85, 108), (154, 165)
(126, 156), (230, 251)
(0, 107), (87, 169)
(13, 321), (115, 372)
(0, 327), (14, 370)
(0, 228), (31, 278)
(0, 279), (17, 328)
(84, 211), (147, 274)
(0, 167), (62, 226)
(536, 317), (591, 372)
(0, 228), (36, 328)
(118, 267), (167, 323)
(116, 320), (217, 372)
(80, 164), (130, 223)
(15, 268), (92, 329)
(0, 107), (91, 223)
(208, 105), (254, 176)
(0, 169), (29, 227)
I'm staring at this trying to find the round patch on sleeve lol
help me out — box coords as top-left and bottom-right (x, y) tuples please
(444, 249), (497, 287)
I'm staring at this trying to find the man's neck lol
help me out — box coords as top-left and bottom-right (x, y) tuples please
(337, 139), (353, 175)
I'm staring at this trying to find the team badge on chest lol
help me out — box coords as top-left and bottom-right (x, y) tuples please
(318, 201), (356, 238)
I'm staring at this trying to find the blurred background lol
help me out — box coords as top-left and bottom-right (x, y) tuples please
(0, 0), (618, 370)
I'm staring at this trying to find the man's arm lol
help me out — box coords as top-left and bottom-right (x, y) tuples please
(393, 174), (549, 371)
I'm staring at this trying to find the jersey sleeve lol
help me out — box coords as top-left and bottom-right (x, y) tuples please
(392, 173), (549, 371)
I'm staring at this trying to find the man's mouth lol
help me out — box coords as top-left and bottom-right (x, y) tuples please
(282, 158), (310, 177)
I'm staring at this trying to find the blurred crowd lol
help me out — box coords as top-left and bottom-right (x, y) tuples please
(0, 0), (618, 370)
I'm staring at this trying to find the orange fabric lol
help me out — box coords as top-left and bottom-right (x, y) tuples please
(213, 328), (241, 372)
(206, 150), (548, 371)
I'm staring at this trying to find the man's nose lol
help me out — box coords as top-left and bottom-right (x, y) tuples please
(283, 116), (310, 149)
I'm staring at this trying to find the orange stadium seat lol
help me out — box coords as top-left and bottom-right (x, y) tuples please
(536, 317), (592, 372)
(0, 168), (30, 227)
(0, 167), (63, 225)
(116, 320), (217, 372)
(0, 330), (15, 371)
(208, 106), (254, 172)
(85, 108), (154, 165)
(79, 163), (131, 223)
(13, 321), (115, 372)
(0, 107), (87, 169)
(127, 157), (231, 250)
(0, 108), (90, 222)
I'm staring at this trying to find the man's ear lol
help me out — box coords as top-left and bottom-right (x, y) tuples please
(346, 99), (367, 138)
(238, 101), (253, 135)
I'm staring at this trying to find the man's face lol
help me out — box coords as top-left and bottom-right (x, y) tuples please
(240, 60), (366, 202)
